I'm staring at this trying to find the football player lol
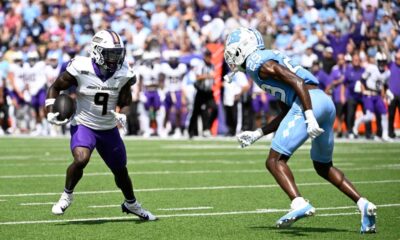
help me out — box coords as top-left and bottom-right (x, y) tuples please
(161, 50), (187, 137)
(7, 51), (30, 133)
(137, 51), (162, 137)
(45, 30), (156, 220)
(352, 52), (391, 141)
(224, 28), (376, 233)
(23, 51), (47, 135)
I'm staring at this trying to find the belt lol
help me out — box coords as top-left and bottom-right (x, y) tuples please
(363, 90), (378, 96)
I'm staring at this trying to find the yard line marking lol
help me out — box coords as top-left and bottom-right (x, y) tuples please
(0, 203), (398, 225)
(0, 179), (399, 198)
(0, 199), (6, 202)
(89, 205), (120, 208)
(257, 203), (400, 212)
(0, 160), (356, 167)
(318, 212), (358, 217)
(157, 207), (214, 211)
(161, 145), (312, 150)
(20, 202), (55, 206)
(1, 165), (398, 179)
(89, 205), (214, 211)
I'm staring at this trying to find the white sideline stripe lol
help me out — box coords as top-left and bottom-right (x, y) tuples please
(161, 145), (312, 150)
(0, 160), (357, 167)
(0, 203), (398, 225)
(1, 165), (399, 179)
(318, 212), (358, 217)
(20, 202), (55, 206)
(89, 205), (120, 208)
(0, 179), (399, 198)
(257, 203), (400, 212)
(89, 205), (214, 210)
(159, 207), (214, 211)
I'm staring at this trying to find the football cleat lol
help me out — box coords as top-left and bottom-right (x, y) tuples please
(52, 192), (73, 215)
(276, 202), (315, 228)
(121, 201), (158, 221)
(360, 201), (377, 234)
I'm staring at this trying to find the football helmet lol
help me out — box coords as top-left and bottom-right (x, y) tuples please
(13, 51), (24, 66)
(224, 27), (264, 73)
(27, 51), (39, 66)
(375, 52), (387, 72)
(90, 30), (125, 72)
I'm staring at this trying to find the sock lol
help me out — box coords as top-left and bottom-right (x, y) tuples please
(290, 197), (307, 209)
(64, 188), (73, 194)
(125, 198), (137, 204)
(357, 197), (368, 211)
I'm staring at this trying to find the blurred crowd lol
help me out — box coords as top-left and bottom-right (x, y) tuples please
(0, 0), (399, 140)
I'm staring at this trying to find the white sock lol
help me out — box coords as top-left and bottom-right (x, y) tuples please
(381, 114), (389, 138)
(357, 197), (368, 211)
(291, 197), (307, 209)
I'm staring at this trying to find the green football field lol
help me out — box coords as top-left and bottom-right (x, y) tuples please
(0, 137), (399, 240)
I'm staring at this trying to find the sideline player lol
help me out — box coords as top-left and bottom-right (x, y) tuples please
(46, 30), (156, 220)
(352, 52), (391, 141)
(224, 28), (376, 233)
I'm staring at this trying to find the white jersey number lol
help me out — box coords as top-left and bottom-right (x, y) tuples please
(260, 84), (286, 102)
(273, 50), (301, 74)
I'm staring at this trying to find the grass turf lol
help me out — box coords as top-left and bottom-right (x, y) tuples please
(0, 137), (399, 239)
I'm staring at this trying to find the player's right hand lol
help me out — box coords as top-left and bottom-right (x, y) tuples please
(236, 129), (264, 148)
(386, 89), (394, 104)
(110, 110), (127, 133)
(47, 112), (69, 125)
(304, 110), (324, 139)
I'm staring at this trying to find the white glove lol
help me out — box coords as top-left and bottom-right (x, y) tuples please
(236, 128), (264, 148)
(304, 110), (324, 139)
(386, 89), (394, 104)
(110, 110), (127, 133)
(47, 112), (69, 125)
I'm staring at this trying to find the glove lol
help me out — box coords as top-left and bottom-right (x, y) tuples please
(304, 110), (324, 139)
(110, 110), (127, 133)
(47, 112), (69, 125)
(236, 128), (264, 148)
(386, 89), (394, 104)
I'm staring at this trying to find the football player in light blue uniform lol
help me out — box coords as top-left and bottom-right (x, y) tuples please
(224, 28), (376, 233)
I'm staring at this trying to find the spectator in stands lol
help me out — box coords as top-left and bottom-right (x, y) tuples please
(388, 50), (400, 139)
(329, 53), (348, 138)
(344, 53), (371, 139)
(322, 46), (336, 74)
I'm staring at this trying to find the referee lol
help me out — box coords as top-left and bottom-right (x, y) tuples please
(188, 50), (218, 138)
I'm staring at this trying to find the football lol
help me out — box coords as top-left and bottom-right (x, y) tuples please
(53, 94), (76, 121)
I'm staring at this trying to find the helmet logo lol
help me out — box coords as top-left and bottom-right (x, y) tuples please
(92, 36), (103, 43)
(227, 31), (241, 45)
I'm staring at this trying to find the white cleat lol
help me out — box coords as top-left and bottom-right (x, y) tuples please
(381, 136), (394, 142)
(360, 201), (377, 234)
(121, 201), (158, 221)
(52, 192), (73, 215)
(276, 202), (315, 228)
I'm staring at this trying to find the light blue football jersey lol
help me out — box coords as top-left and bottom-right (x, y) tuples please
(246, 49), (319, 106)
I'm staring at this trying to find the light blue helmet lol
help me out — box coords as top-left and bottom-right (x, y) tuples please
(224, 27), (264, 72)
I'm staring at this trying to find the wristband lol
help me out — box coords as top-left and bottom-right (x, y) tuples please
(304, 109), (315, 121)
(45, 98), (56, 107)
(256, 128), (264, 138)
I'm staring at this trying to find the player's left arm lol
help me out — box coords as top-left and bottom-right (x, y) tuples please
(116, 77), (135, 114)
(259, 60), (324, 139)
